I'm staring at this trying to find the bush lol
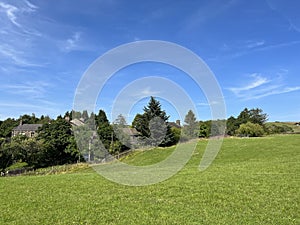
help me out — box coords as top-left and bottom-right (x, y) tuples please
(266, 124), (293, 134)
(236, 122), (264, 137)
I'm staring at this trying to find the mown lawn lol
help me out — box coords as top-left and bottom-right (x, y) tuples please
(0, 135), (299, 224)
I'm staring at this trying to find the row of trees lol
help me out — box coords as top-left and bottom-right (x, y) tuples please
(0, 96), (293, 172)
(196, 108), (269, 138)
(0, 116), (80, 171)
(0, 97), (179, 172)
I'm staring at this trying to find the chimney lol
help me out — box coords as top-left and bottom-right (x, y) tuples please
(176, 120), (180, 126)
(19, 119), (23, 126)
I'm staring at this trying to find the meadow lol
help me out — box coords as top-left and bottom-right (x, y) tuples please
(0, 135), (299, 224)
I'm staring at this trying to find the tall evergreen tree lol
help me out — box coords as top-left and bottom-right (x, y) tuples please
(96, 110), (114, 151)
(133, 97), (175, 147)
(82, 110), (89, 122)
(183, 110), (198, 138)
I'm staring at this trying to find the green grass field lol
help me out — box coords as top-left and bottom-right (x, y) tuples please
(0, 135), (299, 224)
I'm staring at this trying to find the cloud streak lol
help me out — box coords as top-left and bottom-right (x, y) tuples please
(228, 73), (300, 100)
(228, 74), (269, 95)
(62, 32), (81, 52)
(211, 40), (300, 62)
(0, 2), (20, 26)
(0, 81), (51, 99)
(0, 0), (43, 68)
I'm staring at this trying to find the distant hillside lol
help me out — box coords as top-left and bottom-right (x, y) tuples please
(266, 121), (300, 133)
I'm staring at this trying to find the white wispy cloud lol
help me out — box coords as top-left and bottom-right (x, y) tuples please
(0, 81), (51, 98)
(0, 43), (42, 67)
(0, 0), (43, 68)
(140, 87), (161, 96)
(228, 73), (269, 95)
(0, 2), (20, 26)
(24, 0), (38, 11)
(212, 40), (300, 61)
(251, 86), (300, 99)
(246, 40), (265, 49)
(197, 101), (220, 107)
(228, 73), (300, 100)
(62, 32), (81, 52)
(0, 0), (38, 28)
(59, 31), (97, 53)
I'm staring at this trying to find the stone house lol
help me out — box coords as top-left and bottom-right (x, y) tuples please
(122, 127), (140, 145)
(12, 123), (43, 138)
(169, 120), (181, 129)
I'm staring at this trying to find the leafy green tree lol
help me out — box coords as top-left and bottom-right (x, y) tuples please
(73, 125), (105, 162)
(183, 110), (198, 138)
(0, 146), (13, 171)
(236, 122), (264, 137)
(171, 127), (181, 143)
(249, 108), (268, 125)
(113, 114), (131, 150)
(236, 108), (251, 125)
(0, 118), (19, 138)
(22, 138), (45, 167)
(229, 108), (268, 136)
(236, 108), (268, 126)
(96, 110), (114, 152)
(39, 115), (52, 124)
(226, 116), (238, 136)
(0, 135), (29, 170)
(37, 117), (79, 167)
(199, 121), (210, 138)
(19, 114), (38, 124)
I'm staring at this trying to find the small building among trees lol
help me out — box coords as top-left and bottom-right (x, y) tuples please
(12, 122), (43, 138)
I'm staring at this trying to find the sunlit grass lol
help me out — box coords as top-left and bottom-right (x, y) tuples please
(0, 135), (299, 224)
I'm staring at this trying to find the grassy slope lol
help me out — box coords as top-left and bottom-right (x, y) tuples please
(0, 135), (299, 224)
(267, 121), (300, 133)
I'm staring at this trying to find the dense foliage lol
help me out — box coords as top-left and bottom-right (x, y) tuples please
(0, 115), (80, 172)
(226, 108), (268, 136)
(0, 102), (295, 173)
(132, 97), (176, 147)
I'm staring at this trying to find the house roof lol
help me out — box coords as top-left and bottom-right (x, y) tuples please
(122, 127), (140, 136)
(169, 122), (181, 129)
(13, 124), (43, 132)
(70, 118), (85, 127)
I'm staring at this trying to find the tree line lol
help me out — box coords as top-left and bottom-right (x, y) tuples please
(0, 97), (294, 173)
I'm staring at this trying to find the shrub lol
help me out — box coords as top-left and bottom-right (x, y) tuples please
(236, 122), (264, 137)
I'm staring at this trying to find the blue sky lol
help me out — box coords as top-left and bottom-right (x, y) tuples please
(0, 0), (300, 123)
